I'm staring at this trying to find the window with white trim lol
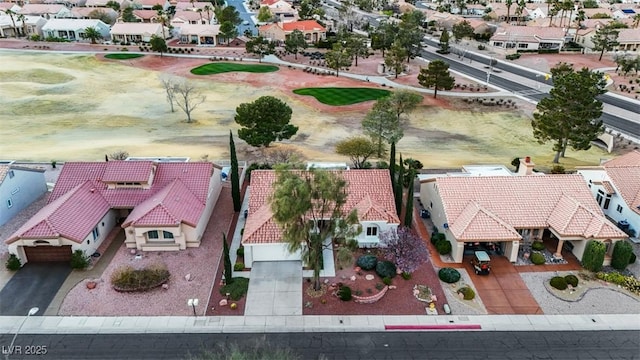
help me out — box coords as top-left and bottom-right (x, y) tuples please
(616, 204), (623, 213)
(162, 231), (174, 239)
(147, 230), (159, 239)
(366, 226), (378, 237)
(8, 170), (14, 179)
(92, 226), (99, 240)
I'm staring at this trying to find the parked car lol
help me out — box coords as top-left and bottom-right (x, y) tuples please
(471, 251), (491, 275)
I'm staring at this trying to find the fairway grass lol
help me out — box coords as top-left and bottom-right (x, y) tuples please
(105, 53), (145, 60)
(191, 62), (279, 75)
(293, 87), (393, 105)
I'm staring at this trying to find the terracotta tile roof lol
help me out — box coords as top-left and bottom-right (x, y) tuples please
(603, 150), (640, 215)
(450, 201), (521, 241)
(133, 9), (159, 20)
(436, 175), (627, 241)
(281, 20), (325, 32)
(618, 28), (640, 43)
(173, 10), (214, 22)
(101, 160), (154, 183)
(175, 2), (210, 10)
(110, 22), (165, 35)
(0, 165), (9, 185)
(7, 161), (213, 244)
(491, 25), (565, 43)
(70, 7), (117, 18)
(18, 4), (66, 14)
(261, 0), (279, 5)
(602, 181), (616, 195)
(242, 169), (398, 245)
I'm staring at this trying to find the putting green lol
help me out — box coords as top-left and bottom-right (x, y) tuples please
(293, 87), (393, 106)
(105, 53), (145, 60)
(191, 62), (279, 75)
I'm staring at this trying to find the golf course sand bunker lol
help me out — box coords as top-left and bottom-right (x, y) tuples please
(0, 51), (608, 168)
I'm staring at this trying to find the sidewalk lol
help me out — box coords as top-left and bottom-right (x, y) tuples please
(0, 313), (637, 334)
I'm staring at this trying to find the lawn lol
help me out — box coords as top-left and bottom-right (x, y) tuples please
(104, 53), (145, 60)
(293, 87), (393, 106)
(191, 62), (279, 75)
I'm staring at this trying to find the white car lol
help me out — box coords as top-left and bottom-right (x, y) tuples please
(242, 20), (250, 25)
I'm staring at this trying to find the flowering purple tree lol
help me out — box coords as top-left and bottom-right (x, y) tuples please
(379, 227), (429, 273)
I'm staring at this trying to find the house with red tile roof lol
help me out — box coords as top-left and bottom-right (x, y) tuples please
(420, 157), (627, 264)
(258, 20), (326, 43)
(110, 22), (169, 43)
(259, 0), (297, 22)
(6, 160), (223, 264)
(489, 25), (566, 51)
(577, 150), (640, 241)
(0, 162), (47, 227)
(241, 169), (399, 267)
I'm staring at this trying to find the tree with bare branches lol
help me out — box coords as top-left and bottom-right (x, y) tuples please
(159, 76), (177, 112)
(172, 79), (206, 123)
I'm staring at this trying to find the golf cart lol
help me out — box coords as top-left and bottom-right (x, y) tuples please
(471, 251), (491, 275)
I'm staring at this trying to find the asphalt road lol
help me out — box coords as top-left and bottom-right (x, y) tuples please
(418, 40), (640, 137)
(1, 331), (638, 359)
(225, 0), (256, 36)
(0, 263), (70, 316)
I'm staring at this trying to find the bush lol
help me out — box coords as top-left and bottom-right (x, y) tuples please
(401, 271), (412, 280)
(596, 271), (640, 295)
(477, 44), (486, 50)
(337, 285), (352, 301)
(382, 276), (392, 285)
(582, 240), (606, 272)
(5, 254), (21, 271)
(435, 239), (452, 255)
(234, 262), (244, 271)
(438, 267), (461, 283)
(220, 277), (249, 300)
(111, 263), (170, 292)
(356, 254), (378, 270)
(531, 241), (545, 251)
(70, 250), (90, 269)
(457, 286), (475, 300)
(629, 252), (637, 264)
(530, 252), (545, 265)
(375, 260), (397, 278)
(611, 241), (633, 271)
(505, 53), (521, 60)
(550, 276), (568, 290)
(564, 274), (579, 287)
(431, 232), (445, 245)
(236, 247), (244, 257)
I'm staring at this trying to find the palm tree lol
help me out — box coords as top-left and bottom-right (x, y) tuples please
(17, 13), (27, 38)
(633, 13), (640, 29)
(505, 0), (513, 24)
(156, 9), (168, 39)
(81, 26), (102, 44)
(5, 9), (19, 38)
(547, 0), (559, 27)
(204, 4), (213, 23)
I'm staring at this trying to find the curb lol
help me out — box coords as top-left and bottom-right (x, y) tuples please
(385, 324), (482, 331)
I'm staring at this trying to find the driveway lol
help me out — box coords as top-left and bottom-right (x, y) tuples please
(244, 261), (302, 316)
(0, 263), (71, 316)
(463, 255), (542, 315)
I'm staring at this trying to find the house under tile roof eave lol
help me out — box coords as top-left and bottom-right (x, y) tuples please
(602, 150), (640, 216)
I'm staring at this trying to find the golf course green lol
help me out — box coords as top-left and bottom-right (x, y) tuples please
(293, 87), (392, 105)
(191, 62), (279, 75)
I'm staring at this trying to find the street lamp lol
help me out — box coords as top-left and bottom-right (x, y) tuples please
(187, 298), (199, 317)
(4, 307), (38, 360)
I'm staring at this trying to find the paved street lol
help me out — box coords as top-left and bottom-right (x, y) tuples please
(1, 331), (638, 359)
(0, 263), (70, 316)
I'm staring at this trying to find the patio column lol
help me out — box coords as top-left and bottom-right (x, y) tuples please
(554, 239), (564, 259)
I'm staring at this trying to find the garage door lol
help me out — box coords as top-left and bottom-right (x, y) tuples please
(24, 246), (72, 262)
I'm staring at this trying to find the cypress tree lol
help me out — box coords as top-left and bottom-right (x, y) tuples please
(404, 169), (414, 227)
(223, 233), (233, 284)
(230, 130), (241, 212)
(389, 141), (396, 190)
(395, 154), (404, 217)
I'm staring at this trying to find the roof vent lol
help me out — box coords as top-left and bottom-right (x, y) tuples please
(90, 188), (95, 193)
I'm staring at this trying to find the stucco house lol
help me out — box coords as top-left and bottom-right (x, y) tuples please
(175, 1), (211, 11)
(258, 20), (326, 43)
(110, 22), (169, 43)
(259, 0), (297, 22)
(0, 162), (47, 227)
(0, 3), (21, 14)
(577, 150), (640, 241)
(131, 9), (161, 23)
(69, 7), (118, 24)
(6, 160), (222, 264)
(18, 4), (71, 19)
(420, 157), (628, 264)
(85, 0), (130, 8)
(132, 0), (169, 10)
(171, 10), (215, 27)
(616, 28), (640, 52)
(177, 23), (220, 45)
(241, 169), (399, 267)
(41, 18), (110, 41)
(490, 25), (566, 50)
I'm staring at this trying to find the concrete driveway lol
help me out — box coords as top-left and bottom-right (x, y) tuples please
(244, 261), (302, 316)
(0, 263), (71, 316)
(463, 255), (542, 315)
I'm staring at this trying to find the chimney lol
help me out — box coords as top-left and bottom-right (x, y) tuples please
(517, 156), (535, 176)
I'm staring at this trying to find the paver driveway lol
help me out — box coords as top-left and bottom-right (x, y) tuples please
(463, 255), (543, 314)
(0, 263), (71, 315)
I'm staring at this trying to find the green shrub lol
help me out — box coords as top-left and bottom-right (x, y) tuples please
(236, 247), (244, 257)
(5, 254), (21, 271)
(401, 271), (412, 280)
(564, 274), (579, 287)
(356, 254), (378, 270)
(530, 252), (545, 265)
(457, 286), (475, 300)
(233, 262), (244, 271)
(596, 272), (640, 295)
(438, 267), (461, 283)
(220, 277), (249, 300)
(337, 285), (352, 301)
(431, 232), (445, 245)
(70, 250), (90, 269)
(611, 241), (633, 270)
(375, 282), (384, 290)
(581, 240), (606, 272)
(531, 241), (545, 251)
(550, 276), (568, 290)
(111, 263), (170, 292)
(506, 53), (521, 60)
(477, 44), (486, 50)
(375, 260), (397, 278)
(435, 239), (452, 255)
(382, 276), (392, 285)
(629, 252), (637, 264)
